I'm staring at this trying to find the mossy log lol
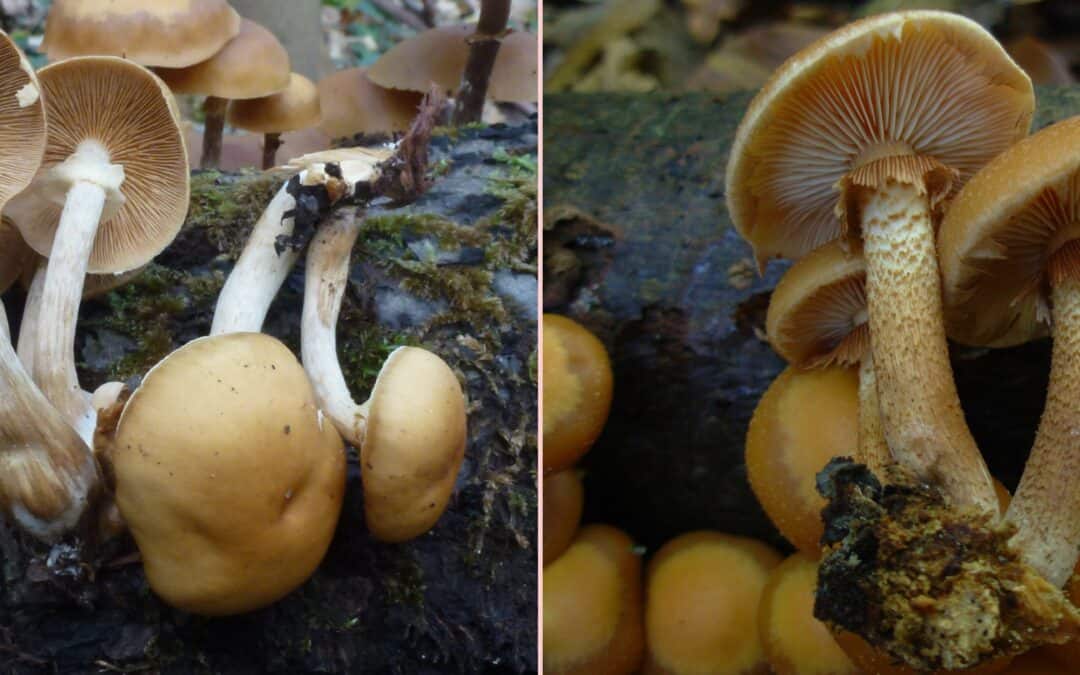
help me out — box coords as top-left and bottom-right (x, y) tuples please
(0, 123), (538, 674)
(543, 87), (1080, 553)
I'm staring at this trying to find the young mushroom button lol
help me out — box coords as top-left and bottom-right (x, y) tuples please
(5, 57), (189, 445)
(726, 10), (1034, 513)
(938, 116), (1080, 588)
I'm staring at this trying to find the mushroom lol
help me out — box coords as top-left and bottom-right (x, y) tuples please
(644, 530), (781, 675)
(544, 524), (645, 675)
(759, 553), (859, 675)
(300, 210), (467, 542)
(542, 313), (613, 474)
(227, 72), (321, 170)
(938, 115), (1080, 588)
(727, 10), (1034, 513)
(42, 0), (241, 68)
(452, 0), (511, 124)
(746, 365), (859, 555)
(544, 469), (584, 566)
(0, 217), (33, 295)
(5, 56), (189, 445)
(155, 18), (291, 169)
(99, 332), (346, 615)
(368, 25), (538, 105)
(317, 68), (422, 141)
(766, 239), (891, 477)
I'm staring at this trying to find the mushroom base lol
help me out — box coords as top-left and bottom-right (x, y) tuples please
(814, 458), (1080, 671)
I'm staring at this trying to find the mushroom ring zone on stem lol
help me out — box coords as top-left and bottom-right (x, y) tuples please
(725, 10), (1034, 513)
(210, 148), (391, 336)
(301, 211), (467, 543)
(99, 332), (346, 616)
(938, 116), (1080, 589)
(5, 56), (189, 446)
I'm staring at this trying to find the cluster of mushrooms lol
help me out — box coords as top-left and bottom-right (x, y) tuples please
(727, 9), (1080, 671)
(0, 7), (470, 617)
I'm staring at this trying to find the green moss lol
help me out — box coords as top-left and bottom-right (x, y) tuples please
(186, 170), (280, 259)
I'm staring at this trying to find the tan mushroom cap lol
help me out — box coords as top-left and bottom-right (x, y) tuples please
(726, 10), (1033, 265)
(227, 73), (320, 134)
(767, 239), (869, 368)
(107, 332), (346, 616)
(368, 26), (538, 102)
(362, 346), (467, 543)
(0, 217), (33, 294)
(155, 19), (291, 100)
(317, 68), (422, 138)
(6, 57), (189, 274)
(939, 116), (1080, 348)
(43, 0), (241, 69)
(0, 30), (45, 212)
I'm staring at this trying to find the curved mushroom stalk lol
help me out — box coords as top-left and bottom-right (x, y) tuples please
(843, 156), (997, 514)
(301, 211), (467, 542)
(0, 300), (97, 541)
(211, 149), (389, 336)
(17, 259), (45, 373)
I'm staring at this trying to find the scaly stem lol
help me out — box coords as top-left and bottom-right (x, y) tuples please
(1007, 274), (1080, 587)
(34, 180), (105, 444)
(200, 96), (227, 169)
(0, 300), (97, 541)
(860, 176), (996, 513)
(300, 210), (366, 447)
(857, 355), (891, 477)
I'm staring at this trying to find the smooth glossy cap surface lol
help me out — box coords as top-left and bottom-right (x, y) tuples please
(228, 73), (320, 134)
(6, 57), (189, 274)
(726, 11), (1033, 266)
(43, 0), (241, 68)
(317, 67), (421, 138)
(939, 116), (1080, 347)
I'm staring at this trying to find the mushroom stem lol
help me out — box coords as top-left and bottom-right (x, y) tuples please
(0, 299), (97, 541)
(300, 210), (366, 447)
(200, 96), (228, 169)
(1007, 269), (1080, 587)
(451, 0), (510, 125)
(34, 179), (108, 444)
(856, 355), (891, 477)
(262, 132), (282, 170)
(857, 169), (996, 513)
(17, 259), (45, 372)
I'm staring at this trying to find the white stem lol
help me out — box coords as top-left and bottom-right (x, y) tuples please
(210, 174), (306, 335)
(0, 300), (97, 541)
(17, 259), (45, 372)
(301, 211), (367, 447)
(33, 180), (104, 445)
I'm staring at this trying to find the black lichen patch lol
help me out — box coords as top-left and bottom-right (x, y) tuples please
(814, 458), (1080, 671)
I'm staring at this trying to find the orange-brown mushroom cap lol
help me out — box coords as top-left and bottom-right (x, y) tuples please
(0, 218), (33, 294)
(939, 116), (1080, 348)
(317, 68), (422, 138)
(544, 524), (645, 675)
(644, 530), (782, 675)
(767, 239), (869, 368)
(43, 0), (241, 69)
(155, 18), (291, 101)
(543, 469), (585, 566)
(227, 73), (321, 134)
(726, 10), (1033, 265)
(0, 30), (45, 214)
(368, 26), (538, 103)
(5, 57), (189, 274)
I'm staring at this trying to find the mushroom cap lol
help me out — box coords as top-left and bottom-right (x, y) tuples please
(0, 29), (45, 217)
(644, 530), (782, 675)
(6, 56), (189, 275)
(108, 332), (346, 616)
(361, 346), (467, 543)
(746, 365), (859, 554)
(43, 0), (241, 69)
(543, 524), (645, 675)
(726, 10), (1033, 265)
(543, 469), (585, 566)
(316, 67), (422, 138)
(227, 73), (320, 134)
(759, 553), (859, 675)
(368, 26), (538, 102)
(767, 239), (869, 368)
(542, 313), (614, 474)
(155, 19), (291, 100)
(0, 217), (33, 294)
(938, 116), (1080, 348)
